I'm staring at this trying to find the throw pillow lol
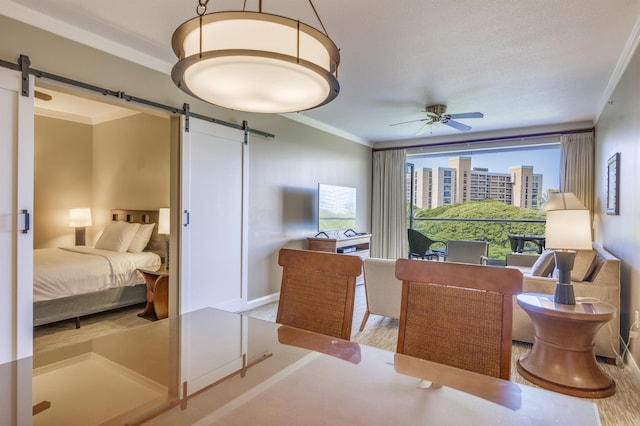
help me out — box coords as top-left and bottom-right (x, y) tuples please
(95, 221), (141, 252)
(128, 223), (156, 253)
(571, 249), (598, 282)
(530, 250), (556, 277)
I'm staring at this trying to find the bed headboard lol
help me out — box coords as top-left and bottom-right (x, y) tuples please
(111, 209), (165, 256)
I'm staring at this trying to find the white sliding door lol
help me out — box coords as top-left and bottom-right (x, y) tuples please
(180, 116), (246, 313)
(0, 67), (34, 363)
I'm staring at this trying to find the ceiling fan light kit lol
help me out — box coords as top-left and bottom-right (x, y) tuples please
(171, 0), (340, 114)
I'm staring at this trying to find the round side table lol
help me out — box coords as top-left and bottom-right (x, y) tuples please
(516, 292), (616, 398)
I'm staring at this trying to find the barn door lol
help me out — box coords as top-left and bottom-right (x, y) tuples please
(179, 116), (247, 313)
(0, 67), (34, 363)
(0, 66), (34, 426)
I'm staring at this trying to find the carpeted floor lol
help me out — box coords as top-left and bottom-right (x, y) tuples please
(34, 286), (640, 425)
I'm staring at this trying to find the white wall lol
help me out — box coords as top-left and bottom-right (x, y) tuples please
(33, 113), (171, 248)
(91, 113), (171, 244)
(594, 39), (640, 368)
(34, 116), (92, 248)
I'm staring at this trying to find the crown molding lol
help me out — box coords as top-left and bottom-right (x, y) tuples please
(595, 13), (640, 124)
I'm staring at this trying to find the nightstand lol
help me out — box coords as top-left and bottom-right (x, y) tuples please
(516, 292), (616, 398)
(137, 265), (169, 320)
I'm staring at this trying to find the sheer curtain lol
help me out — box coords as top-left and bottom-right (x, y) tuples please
(371, 149), (407, 259)
(560, 132), (594, 212)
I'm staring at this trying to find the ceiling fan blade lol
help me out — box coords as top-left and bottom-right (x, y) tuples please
(415, 121), (432, 135)
(389, 118), (428, 127)
(443, 119), (471, 132)
(447, 112), (483, 119)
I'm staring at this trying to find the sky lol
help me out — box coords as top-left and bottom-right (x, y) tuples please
(409, 145), (561, 193)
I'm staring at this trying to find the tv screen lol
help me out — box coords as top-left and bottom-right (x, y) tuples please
(318, 184), (357, 232)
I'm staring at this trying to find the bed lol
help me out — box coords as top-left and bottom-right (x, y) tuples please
(33, 209), (165, 327)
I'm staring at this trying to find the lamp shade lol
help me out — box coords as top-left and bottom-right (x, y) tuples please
(69, 208), (92, 228)
(545, 210), (592, 250)
(158, 208), (170, 235)
(539, 192), (586, 215)
(171, 11), (340, 113)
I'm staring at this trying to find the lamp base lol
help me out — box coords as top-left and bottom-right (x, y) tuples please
(75, 227), (86, 246)
(552, 250), (577, 305)
(165, 237), (170, 269)
(554, 282), (576, 305)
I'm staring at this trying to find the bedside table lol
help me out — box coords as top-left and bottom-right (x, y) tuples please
(137, 265), (169, 320)
(516, 292), (616, 398)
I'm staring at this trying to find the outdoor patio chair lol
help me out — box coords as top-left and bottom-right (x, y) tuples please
(407, 229), (446, 260)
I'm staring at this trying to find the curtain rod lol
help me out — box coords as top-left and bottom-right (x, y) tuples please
(0, 55), (275, 139)
(372, 127), (594, 152)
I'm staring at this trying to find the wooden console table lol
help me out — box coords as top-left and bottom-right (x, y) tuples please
(307, 234), (371, 284)
(137, 265), (169, 321)
(307, 234), (371, 257)
(516, 293), (616, 398)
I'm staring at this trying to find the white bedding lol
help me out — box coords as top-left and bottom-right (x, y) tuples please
(34, 247), (161, 303)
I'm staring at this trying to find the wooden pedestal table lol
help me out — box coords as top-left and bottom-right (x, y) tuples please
(516, 293), (616, 398)
(137, 265), (169, 320)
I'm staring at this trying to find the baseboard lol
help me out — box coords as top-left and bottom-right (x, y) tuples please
(240, 292), (280, 312)
(627, 351), (640, 388)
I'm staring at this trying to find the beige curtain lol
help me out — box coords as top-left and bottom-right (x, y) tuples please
(560, 132), (594, 212)
(371, 149), (407, 259)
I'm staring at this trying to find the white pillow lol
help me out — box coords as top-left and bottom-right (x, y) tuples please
(95, 221), (141, 252)
(128, 223), (156, 253)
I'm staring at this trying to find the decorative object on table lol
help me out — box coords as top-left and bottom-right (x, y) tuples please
(69, 207), (92, 246)
(171, 0), (340, 113)
(158, 207), (170, 268)
(540, 192), (592, 305)
(607, 152), (620, 215)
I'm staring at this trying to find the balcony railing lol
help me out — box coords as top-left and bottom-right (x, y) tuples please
(409, 217), (546, 261)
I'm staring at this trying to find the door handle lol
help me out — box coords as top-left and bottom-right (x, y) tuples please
(18, 209), (30, 234)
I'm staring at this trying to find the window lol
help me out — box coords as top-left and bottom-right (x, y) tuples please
(406, 142), (558, 259)
(407, 144), (559, 210)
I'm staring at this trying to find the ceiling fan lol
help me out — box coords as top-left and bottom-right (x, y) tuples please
(390, 104), (483, 135)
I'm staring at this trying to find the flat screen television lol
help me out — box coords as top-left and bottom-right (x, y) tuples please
(318, 183), (357, 232)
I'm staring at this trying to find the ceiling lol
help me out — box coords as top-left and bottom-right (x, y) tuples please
(3, 0), (640, 146)
(34, 88), (139, 125)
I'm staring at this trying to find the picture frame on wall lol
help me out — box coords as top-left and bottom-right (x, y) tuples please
(606, 153), (620, 215)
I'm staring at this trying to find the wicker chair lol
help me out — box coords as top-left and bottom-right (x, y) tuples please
(277, 248), (362, 340)
(407, 229), (446, 260)
(395, 259), (522, 380)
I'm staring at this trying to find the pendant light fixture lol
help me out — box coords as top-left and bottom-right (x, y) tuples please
(171, 0), (340, 114)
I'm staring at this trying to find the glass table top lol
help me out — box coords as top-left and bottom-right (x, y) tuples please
(1, 307), (600, 425)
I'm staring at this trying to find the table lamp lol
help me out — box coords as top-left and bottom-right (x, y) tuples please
(69, 208), (92, 246)
(544, 203), (592, 305)
(158, 208), (170, 268)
